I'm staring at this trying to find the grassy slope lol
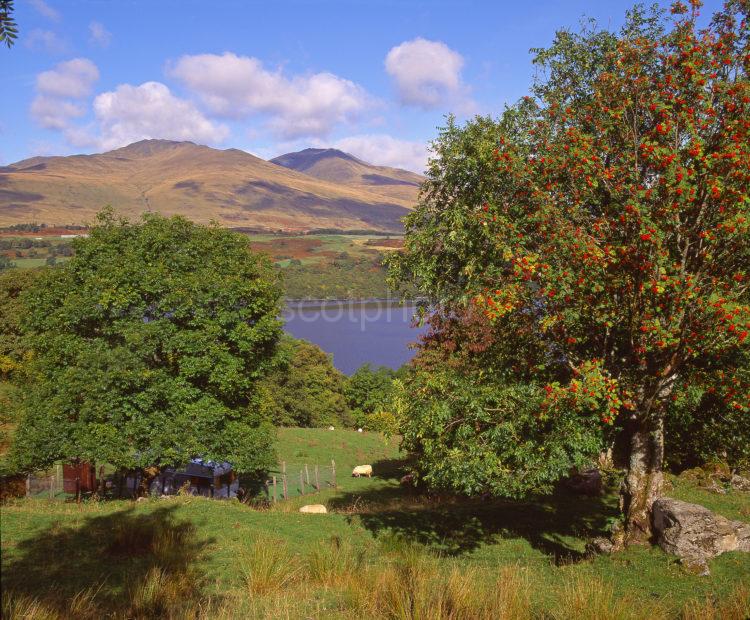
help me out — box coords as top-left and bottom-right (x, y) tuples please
(2, 428), (749, 618)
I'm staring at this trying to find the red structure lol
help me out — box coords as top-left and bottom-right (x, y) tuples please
(63, 462), (97, 493)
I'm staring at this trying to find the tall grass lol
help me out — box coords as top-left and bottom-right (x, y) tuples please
(3, 521), (749, 619)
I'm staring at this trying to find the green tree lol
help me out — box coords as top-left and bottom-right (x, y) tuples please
(257, 336), (353, 428)
(344, 363), (398, 427)
(0, 269), (43, 469)
(389, 2), (749, 544)
(0, 255), (15, 271)
(11, 211), (282, 485)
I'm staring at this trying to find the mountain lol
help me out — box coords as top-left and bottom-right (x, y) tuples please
(0, 140), (423, 232)
(271, 148), (423, 205)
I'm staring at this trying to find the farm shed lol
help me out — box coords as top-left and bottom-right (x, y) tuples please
(62, 462), (97, 493)
(126, 459), (240, 498)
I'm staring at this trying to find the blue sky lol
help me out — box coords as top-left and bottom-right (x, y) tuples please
(1, 0), (724, 171)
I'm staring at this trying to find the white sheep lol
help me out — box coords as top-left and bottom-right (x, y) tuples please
(299, 504), (327, 514)
(351, 464), (372, 478)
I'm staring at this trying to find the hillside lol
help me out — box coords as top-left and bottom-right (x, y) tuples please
(271, 148), (424, 204)
(0, 141), (421, 233)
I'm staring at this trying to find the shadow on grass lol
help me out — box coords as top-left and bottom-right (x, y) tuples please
(1, 504), (215, 617)
(330, 457), (619, 564)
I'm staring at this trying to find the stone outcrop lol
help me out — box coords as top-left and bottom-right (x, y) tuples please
(652, 498), (750, 574)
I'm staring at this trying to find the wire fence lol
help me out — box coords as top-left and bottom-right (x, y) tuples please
(263, 460), (337, 503)
(17, 460), (339, 503)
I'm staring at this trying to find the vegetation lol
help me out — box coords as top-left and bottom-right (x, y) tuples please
(258, 336), (354, 428)
(0, 0), (17, 48)
(345, 364), (404, 431)
(1, 428), (748, 619)
(9, 211), (282, 485)
(389, 1), (750, 544)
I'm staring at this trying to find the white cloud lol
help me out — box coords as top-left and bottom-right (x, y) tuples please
(88, 21), (112, 48)
(30, 96), (86, 129)
(29, 0), (60, 21)
(31, 58), (98, 130)
(24, 29), (68, 54)
(331, 134), (429, 173)
(36, 58), (99, 98)
(89, 81), (229, 150)
(168, 52), (371, 138)
(385, 38), (470, 109)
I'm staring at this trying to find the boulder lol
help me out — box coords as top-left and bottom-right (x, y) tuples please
(730, 474), (750, 492)
(299, 504), (327, 514)
(652, 498), (750, 575)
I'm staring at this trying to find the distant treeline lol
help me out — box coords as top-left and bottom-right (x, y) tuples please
(0, 223), (87, 233)
(230, 227), (402, 236)
(282, 256), (395, 299)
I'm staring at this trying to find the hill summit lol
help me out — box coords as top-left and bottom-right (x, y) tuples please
(0, 140), (423, 233)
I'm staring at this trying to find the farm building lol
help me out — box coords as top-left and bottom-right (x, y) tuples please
(124, 458), (240, 498)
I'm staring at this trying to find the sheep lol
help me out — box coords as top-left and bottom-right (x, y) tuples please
(299, 504), (327, 514)
(351, 464), (372, 478)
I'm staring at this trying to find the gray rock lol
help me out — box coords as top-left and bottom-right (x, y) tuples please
(730, 474), (750, 492)
(652, 498), (750, 575)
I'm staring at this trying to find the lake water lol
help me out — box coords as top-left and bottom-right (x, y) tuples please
(283, 300), (426, 374)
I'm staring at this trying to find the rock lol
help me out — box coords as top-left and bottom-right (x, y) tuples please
(564, 468), (603, 496)
(587, 536), (615, 556)
(730, 474), (750, 492)
(328, 426), (335, 431)
(652, 498), (750, 575)
(702, 461), (731, 481)
(299, 504), (327, 514)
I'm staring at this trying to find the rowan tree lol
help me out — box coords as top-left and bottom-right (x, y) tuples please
(390, 1), (749, 544)
(10, 211), (281, 485)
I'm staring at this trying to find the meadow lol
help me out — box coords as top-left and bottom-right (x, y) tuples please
(2, 428), (748, 619)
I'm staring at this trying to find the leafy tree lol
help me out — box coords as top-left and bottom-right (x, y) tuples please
(10, 211), (282, 485)
(0, 0), (17, 48)
(0, 269), (43, 469)
(257, 336), (353, 428)
(0, 255), (15, 271)
(389, 2), (749, 544)
(344, 363), (398, 426)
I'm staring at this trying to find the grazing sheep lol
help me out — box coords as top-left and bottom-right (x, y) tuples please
(328, 426), (335, 430)
(357, 428), (363, 433)
(351, 464), (372, 478)
(299, 504), (327, 514)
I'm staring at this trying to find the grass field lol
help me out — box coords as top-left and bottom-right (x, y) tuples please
(1, 428), (749, 619)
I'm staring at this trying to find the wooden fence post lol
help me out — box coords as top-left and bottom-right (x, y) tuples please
(25, 475), (30, 498)
(265, 479), (270, 502)
(300, 470), (304, 496)
(49, 475), (55, 499)
(272, 476), (277, 503)
(331, 460), (336, 488)
(305, 464), (310, 487)
(314, 465), (320, 492)
(282, 474), (288, 500)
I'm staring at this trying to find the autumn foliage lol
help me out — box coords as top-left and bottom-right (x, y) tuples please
(391, 1), (749, 542)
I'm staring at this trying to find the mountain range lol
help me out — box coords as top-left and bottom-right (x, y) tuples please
(0, 140), (424, 233)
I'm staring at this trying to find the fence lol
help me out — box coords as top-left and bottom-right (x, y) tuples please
(263, 460), (337, 503)
(21, 461), (338, 503)
(24, 463), (106, 499)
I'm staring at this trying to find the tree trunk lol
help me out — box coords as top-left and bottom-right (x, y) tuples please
(619, 416), (664, 545)
(138, 466), (160, 497)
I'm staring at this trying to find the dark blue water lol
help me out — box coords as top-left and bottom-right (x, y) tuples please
(283, 300), (426, 374)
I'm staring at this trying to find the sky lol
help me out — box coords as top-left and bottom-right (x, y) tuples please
(1, 0), (725, 172)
